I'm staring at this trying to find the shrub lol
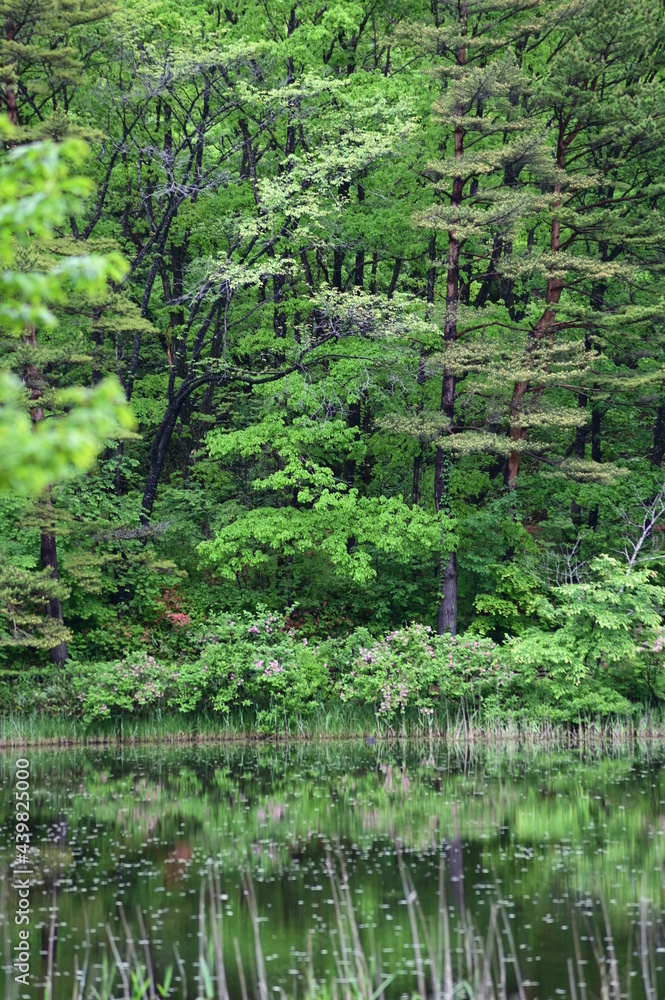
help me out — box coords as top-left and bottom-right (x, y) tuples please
(338, 623), (511, 725)
(69, 651), (170, 724)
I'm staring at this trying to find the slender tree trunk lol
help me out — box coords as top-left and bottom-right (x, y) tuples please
(387, 258), (402, 299)
(369, 252), (379, 294)
(141, 402), (183, 521)
(273, 272), (287, 338)
(435, 6), (466, 636)
(586, 403), (602, 530)
(40, 503), (67, 667)
(653, 405), (665, 467)
(412, 453), (423, 506)
(355, 249), (365, 288)
(355, 182), (365, 287)
(359, 395), (373, 491)
(343, 400), (361, 487)
(333, 248), (344, 291)
(591, 406), (601, 463)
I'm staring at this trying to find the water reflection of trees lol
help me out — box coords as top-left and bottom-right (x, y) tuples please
(0, 744), (663, 998)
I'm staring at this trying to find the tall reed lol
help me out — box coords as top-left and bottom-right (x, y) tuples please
(8, 861), (659, 1000)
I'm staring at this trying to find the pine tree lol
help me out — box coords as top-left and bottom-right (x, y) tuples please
(1, 0), (114, 129)
(409, 0), (557, 634)
(504, 0), (665, 492)
(0, 121), (129, 663)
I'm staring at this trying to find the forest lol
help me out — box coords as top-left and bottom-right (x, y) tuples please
(2, 0), (665, 734)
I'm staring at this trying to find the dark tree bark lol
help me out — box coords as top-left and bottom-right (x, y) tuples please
(588, 404), (602, 530)
(273, 273), (287, 338)
(343, 400), (361, 487)
(653, 405), (665, 467)
(333, 248), (344, 291)
(412, 453), (423, 506)
(355, 182), (365, 287)
(141, 392), (190, 521)
(355, 249), (365, 288)
(591, 405), (601, 463)
(435, 8), (466, 637)
(369, 251), (379, 294)
(359, 395), (373, 491)
(387, 258), (402, 300)
(40, 514), (67, 668)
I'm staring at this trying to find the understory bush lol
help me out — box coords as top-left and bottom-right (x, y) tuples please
(67, 609), (332, 727)
(338, 625), (511, 726)
(15, 595), (665, 729)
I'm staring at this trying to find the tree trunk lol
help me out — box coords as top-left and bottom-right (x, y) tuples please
(588, 404), (601, 530)
(333, 248), (344, 291)
(141, 401), (183, 520)
(355, 249), (365, 288)
(438, 552), (458, 635)
(359, 395), (373, 491)
(653, 405), (665, 467)
(435, 9), (466, 636)
(369, 252), (379, 294)
(591, 405), (601, 462)
(343, 400), (361, 487)
(412, 452), (423, 506)
(40, 506), (67, 668)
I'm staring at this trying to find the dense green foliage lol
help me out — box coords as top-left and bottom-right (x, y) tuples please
(2, 0), (665, 725)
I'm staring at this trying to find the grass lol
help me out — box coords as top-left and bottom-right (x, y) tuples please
(3, 702), (665, 748)
(6, 860), (661, 1000)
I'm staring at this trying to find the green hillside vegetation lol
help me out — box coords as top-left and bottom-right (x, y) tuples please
(2, 0), (665, 731)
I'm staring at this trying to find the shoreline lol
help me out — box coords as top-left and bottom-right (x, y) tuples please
(2, 713), (665, 749)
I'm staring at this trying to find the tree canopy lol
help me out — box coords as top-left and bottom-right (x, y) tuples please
(2, 0), (665, 723)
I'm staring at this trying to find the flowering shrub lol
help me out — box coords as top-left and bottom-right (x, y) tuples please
(64, 610), (643, 728)
(67, 614), (519, 728)
(68, 609), (332, 726)
(70, 652), (170, 724)
(191, 609), (330, 720)
(339, 624), (510, 725)
(158, 588), (192, 628)
(640, 626), (665, 657)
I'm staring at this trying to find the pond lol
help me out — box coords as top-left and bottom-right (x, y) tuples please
(1, 741), (664, 999)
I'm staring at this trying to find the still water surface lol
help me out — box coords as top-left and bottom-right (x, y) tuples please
(1, 742), (664, 998)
